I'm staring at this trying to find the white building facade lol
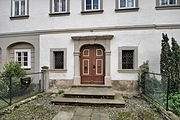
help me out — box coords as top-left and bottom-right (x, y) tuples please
(0, 0), (180, 93)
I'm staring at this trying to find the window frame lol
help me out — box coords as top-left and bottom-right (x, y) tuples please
(119, 0), (136, 9)
(14, 49), (31, 69)
(84, 0), (101, 11)
(11, 0), (28, 17)
(51, 0), (68, 13)
(160, 0), (178, 6)
(118, 46), (139, 73)
(50, 48), (67, 72)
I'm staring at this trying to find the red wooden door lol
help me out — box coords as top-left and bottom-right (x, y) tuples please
(80, 45), (105, 84)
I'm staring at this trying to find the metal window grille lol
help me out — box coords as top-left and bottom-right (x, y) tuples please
(122, 50), (134, 69)
(54, 51), (64, 69)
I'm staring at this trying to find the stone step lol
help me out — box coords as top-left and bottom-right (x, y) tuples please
(72, 84), (112, 88)
(63, 87), (115, 99)
(51, 96), (125, 107)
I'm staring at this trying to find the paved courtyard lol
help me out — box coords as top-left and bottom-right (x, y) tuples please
(0, 94), (164, 120)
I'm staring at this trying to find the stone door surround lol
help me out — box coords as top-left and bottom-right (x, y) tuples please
(71, 35), (114, 86)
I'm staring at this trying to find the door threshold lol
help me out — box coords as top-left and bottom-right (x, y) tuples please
(72, 84), (112, 88)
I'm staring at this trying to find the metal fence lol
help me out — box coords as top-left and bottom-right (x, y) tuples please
(144, 72), (169, 110)
(0, 72), (44, 110)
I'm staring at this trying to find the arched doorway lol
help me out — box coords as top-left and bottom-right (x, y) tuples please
(80, 44), (105, 84)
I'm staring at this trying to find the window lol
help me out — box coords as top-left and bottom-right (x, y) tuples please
(54, 51), (64, 69)
(119, 0), (135, 8)
(84, 0), (100, 10)
(12, 0), (28, 16)
(118, 47), (138, 73)
(14, 49), (31, 69)
(122, 50), (134, 69)
(52, 0), (67, 13)
(50, 48), (67, 71)
(160, 0), (177, 6)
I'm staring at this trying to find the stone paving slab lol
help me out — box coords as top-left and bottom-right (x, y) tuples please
(52, 111), (74, 120)
(52, 107), (110, 120)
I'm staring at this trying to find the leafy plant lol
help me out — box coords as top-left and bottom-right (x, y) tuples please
(150, 104), (160, 112)
(160, 34), (180, 93)
(1, 61), (26, 78)
(58, 89), (64, 94)
(0, 61), (27, 98)
(36, 93), (44, 99)
(138, 60), (149, 91)
(168, 92), (180, 116)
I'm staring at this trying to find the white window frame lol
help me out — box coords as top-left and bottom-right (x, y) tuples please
(119, 0), (136, 8)
(52, 0), (68, 13)
(12, 0), (28, 16)
(14, 49), (31, 69)
(84, 0), (101, 11)
(160, 0), (177, 6)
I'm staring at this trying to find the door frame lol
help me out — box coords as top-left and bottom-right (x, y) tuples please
(71, 35), (114, 86)
(80, 44), (105, 84)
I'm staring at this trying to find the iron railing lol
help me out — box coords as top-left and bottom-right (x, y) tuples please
(0, 72), (44, 110)
(144, 72), (169, 110)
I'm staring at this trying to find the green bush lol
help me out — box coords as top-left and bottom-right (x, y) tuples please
(138, 60), (149, 90)
(0, 62), (27, 98)
(58, 89), (64, 94)
(168, 92), (180, 116)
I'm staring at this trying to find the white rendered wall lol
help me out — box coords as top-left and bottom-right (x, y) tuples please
(40, 29), (180, 81)
(0, 0), (180, 33)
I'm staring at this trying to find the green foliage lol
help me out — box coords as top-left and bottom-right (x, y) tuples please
(138, 60), (149, 90)
(168, 93), (180, 116)
(150, 104), (160, 112)
(170, 38), (180, 93)
(160, 34), (180, 93)
(58, 89), (64, 94)
(36, 93), (44, 99)
(1, 61), (26, 78)
(1, 109), (12, 115)
(0, 62), (27, 98)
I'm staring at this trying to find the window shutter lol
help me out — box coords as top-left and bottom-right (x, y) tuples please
(135, 0), (138, 8)
(100, 0), (103, 10)
(115, 0), (119, 9)
(82, 0), (84, 11)
(67, 0), (70, 12)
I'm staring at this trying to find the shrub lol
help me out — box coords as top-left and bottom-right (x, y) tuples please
(0, 62), (27, 98)
(58, 89), (64, 94)
(138, 60), (149, 90)
(168, 92), (180, 116)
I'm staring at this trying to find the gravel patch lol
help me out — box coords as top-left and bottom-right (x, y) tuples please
(0, 94), (165, 120)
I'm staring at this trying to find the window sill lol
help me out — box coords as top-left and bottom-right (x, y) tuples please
(49, 12), (70, 16)
(115, 7), (139, 12)
(49, 69), (67, 73)
(23, 68), (31, 70)
(10, 15), (29, 20)
(118, 69), (139, 73)
(81, 10), (104, 14)
(156, 5), (180, 10)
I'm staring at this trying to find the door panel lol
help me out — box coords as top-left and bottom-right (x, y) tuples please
(80, 45), (105, 84)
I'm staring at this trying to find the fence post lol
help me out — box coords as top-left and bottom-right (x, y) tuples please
(166, 76), (170, 111)
(41, 66), (49, 92)
(9, 76), (12, 106)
